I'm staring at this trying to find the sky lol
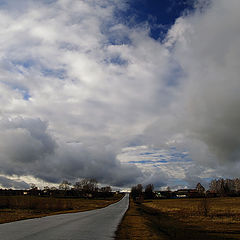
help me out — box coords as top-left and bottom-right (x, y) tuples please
(0, 0), (240, 190)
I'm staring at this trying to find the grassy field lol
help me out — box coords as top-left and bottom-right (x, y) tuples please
(116, 197), (240, 240)
(0, 194), (122, 224)
(115, 199), (166, 240)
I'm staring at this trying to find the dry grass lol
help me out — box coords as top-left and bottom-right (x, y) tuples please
(143, 197), (240, 239)
(0, 195), (122, 224)
(115, 199), (167, 240)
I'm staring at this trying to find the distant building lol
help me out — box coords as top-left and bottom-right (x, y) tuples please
(175, 189), (203, 198)
(155, 191), (174, 199)
(206, 190), (218, 198)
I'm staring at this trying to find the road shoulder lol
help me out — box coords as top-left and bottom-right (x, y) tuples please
(115, 199), (168, 240)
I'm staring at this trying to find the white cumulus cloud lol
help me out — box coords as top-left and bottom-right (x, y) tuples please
(0, 0), (240, 188)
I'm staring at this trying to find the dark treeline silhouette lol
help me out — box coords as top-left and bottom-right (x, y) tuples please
(130, 183), (154, 202)
(131, 184), (143, 201)
(130, 178), (240, 201)
(130, 182), (205, 201)
(0, 178), (116, 199)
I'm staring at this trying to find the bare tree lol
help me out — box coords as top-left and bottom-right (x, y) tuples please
(198, 197), (211, 216)
(209, 179), (217, 192)
(59, 180), (71, 191)
(131, 184), (143, 201)
(144, 184), (154, 199)
(30, 183), (38, 190)
(209, 178), (226, 195)
(74, 178), (98, 193)
(234, 178), (240, 193)
(73, 181), (83, 191)
(136, 184), (143, 193)
(101, 186), (112, 193)
(209, 178), (240, 196)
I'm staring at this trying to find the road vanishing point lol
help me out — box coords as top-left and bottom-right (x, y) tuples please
(0, 194), (129, 240)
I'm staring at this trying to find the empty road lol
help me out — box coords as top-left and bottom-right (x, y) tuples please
(0, 194), (129, 240)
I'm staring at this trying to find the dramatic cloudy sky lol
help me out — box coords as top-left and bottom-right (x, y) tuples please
(0, 0), (240, 190)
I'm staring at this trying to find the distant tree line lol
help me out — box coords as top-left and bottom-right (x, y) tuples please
(56, 178), (113, 198)
(130, 178), (240, 201)
(209, 178), (240, 196)
(131, 184), (154, 201)
(0, 178), (115, 199)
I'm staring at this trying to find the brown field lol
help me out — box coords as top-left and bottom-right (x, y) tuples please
(116, 199), (166, 240)
(0, 194), (122, 224)
(116, 197), (240, 240)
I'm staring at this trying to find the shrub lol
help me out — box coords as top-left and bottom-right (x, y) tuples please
(198, 198), (210, 216)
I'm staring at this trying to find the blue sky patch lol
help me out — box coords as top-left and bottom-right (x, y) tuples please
(117, 0), (195, 40)
(41, 68), (66, 80)
(108, 55), (128, 66)
(14, 87), (31, 101)
(22, 90), (31, 100)
(140, 152), (154, 156)
(129, 160), (156, 164)
(106, 34), (132, 46)
(12, 59), (35, 73)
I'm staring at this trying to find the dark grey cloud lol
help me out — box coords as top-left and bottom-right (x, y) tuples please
(143, 0), (240, 166)
(173, 0), (240, 164)
(0, 118), (56, 176)
(0, 118), (143, 187)
(34, 141), (143, 186)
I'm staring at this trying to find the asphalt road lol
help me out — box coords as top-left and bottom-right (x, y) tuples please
(0, 194), (129, 240)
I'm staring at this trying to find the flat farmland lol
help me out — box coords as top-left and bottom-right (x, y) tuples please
(0, 195), (122, 224)
(142, 197), (240, 240)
